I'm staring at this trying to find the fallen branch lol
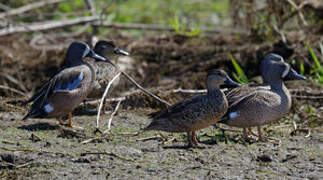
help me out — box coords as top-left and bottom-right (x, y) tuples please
(107, 98), (123, 130)
(0, 0), (64, 19)
(0, 85), (26, 96)
(96, 72), (121, 128)
(136, 135), (162, 142)
(0, 16), (99, 36)
(85, 97), (126, 106)
(80, 135), (110, 144)
(285, 0), (308, 26)
(121, 71), (171, 106)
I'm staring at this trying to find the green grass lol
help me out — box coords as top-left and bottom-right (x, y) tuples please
(305, 42), (323, 84)
(229, 54), (249, 84)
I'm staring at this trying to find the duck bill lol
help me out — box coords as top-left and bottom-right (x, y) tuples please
(87, 50), (111, 62)
(114, 48), (130, 56)
(286, 68), (306, 80)
(224, 77), (241, 87)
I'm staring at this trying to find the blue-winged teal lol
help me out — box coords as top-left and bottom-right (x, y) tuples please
(23, 42), (111, 128)
(145, 70), (240, 148)
(86, 40), (129, 98)
(218, 54), (306, 140)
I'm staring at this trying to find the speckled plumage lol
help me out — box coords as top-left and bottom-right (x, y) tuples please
(219, 54), (306, 139)
(86, 40), (129, 98)
(145, 69), (240, 147)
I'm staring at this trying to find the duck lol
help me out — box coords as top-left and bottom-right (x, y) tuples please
(23, 42), (111, 128)
(86, 40), (129, 99)
(144, 69), (240, 148)
(217, 53), (306, 140)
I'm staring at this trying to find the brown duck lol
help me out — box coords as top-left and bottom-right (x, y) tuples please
(218, 53), (306, 140)
(145, 70), (240, 148)
(23, 42), (111, 128)
(86, 40), (129, 98)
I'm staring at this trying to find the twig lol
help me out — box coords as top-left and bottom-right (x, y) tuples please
(1, 73), (28, 93)
(121, 71), (171, 107)
(96, 72), (121, 128)
(0, 16), (99, 36)
(107, 98), (123, 130)
(0, 85), (26, 96)
(172, 88), (207, 94)
(30, 133), (42, 142)
(85, 97), (126, 105)
(80, 136), (108, 144)
(0, 0), (64, 19)
(285, 0), (308, 26)
(80, 151), (134, 161)
(136, 135), (162, 142)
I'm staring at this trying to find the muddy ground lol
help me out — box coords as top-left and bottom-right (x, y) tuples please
(0, 109), (322, 179)
(0, 33), (322, 179)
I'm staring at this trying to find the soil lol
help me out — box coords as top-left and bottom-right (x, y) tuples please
(0, 33), (322, 179)
(0, 110), (322, 179)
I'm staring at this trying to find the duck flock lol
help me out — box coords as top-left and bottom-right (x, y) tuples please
(23, 40), (306, 148)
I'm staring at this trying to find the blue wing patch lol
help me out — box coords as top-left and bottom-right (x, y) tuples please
(55, 71), (84, 91)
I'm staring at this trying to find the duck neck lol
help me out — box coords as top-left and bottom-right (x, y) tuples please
(83, 61), (96, 87)
(207, 85), (223, 98)
(269, 79), (291, 108)
(269, 79), (285, 92)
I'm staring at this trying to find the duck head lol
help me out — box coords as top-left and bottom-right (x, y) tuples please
(94, 40), (129, 60)
(261, 53), (306, 83)
(65, 42), (111, 66)
(206, 69), (240, 89)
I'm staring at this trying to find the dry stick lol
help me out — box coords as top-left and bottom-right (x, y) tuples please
(0, 16), (99, 36)
(85, 97), (125, 106)
(107, 98), (123, 131)
(0, 0), (64, 19)
(121, 71), (171, 106)
(285, 0), (308, 26)
(1, 73), (28, 93)
(96, 72), (121, 128)
(0, 85), (26, 96)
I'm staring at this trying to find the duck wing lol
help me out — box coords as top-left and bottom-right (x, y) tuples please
(23, 68), (85, 120)
(145, 95), (207, 131)
(220, 89), (277, 123)
(24, 67), (66, 105)
(225, 83), (270, 106)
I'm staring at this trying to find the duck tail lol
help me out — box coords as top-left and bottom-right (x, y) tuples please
(218, 115), (230, 124)
(22, 109), (47, 121)
(143, 122), (157, 131)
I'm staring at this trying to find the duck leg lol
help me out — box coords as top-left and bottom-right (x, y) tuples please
(242, 128), (255, 142)
(187, 131), (194, 147)
(248, 127), (258, 137)
(257, 126), (264, 141)
(67, 112), (84, 129)
(187, 131), (205, 148)
(242, 128), (248, 139)
(67, 112), (73, 128)
(57, 116), (65, 125)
